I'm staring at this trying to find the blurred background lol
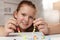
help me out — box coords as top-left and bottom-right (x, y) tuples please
(0, 0), (60, 26)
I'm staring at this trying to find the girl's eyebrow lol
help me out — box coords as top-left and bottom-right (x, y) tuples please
(21, 12), (34, 18)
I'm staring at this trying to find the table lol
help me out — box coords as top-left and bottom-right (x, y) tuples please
(0, 32), (60, 40)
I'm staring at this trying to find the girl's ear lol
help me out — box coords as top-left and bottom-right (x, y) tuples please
(13, 11), (18, 19)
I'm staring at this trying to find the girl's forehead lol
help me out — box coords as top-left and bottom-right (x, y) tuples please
(18, 5), (36, 15)
(18, 4), (36, 12)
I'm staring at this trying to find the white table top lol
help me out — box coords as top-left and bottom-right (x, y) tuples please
(0, 32), (60, 40)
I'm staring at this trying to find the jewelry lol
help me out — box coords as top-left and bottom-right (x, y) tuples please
(33, 25), (36, 32)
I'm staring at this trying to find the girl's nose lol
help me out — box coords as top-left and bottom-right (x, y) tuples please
(25, 16), (29, 23)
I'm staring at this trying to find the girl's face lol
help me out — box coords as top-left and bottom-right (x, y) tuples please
(15, 4), (36, 30)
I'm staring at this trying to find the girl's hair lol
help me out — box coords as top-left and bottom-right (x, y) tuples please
(16, 0), (36, 12)
(13, 0), (36, 19)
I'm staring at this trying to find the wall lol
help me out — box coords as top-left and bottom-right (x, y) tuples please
(42, 0), (60, 24)
(0, 0), (4, 25)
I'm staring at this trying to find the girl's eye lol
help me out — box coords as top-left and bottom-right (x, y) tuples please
(21, 13), (34, 20)
(22, 13), (26, 16)
(29, 16), (33, 19)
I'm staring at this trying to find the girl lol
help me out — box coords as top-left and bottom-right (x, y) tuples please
(5, 0), (48, 36)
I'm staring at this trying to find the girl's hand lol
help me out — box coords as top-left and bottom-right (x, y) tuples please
(33, 18), (49, 35)
(5, 18), (17, 36)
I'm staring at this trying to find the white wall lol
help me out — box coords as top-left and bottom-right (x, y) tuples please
(43, 10), (59, 24)
(42, 0), (60, 24)
(42, 0), (60, 10)
(0, 0), (4, 25)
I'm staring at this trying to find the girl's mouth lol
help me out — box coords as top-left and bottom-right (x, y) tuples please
(22, 23), (28, 27)
(22, 21), (28, 25)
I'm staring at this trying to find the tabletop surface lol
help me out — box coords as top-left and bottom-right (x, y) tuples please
(0, 32), (60, 40)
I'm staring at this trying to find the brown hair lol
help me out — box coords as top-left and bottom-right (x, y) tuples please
(16, 0), (36, 12)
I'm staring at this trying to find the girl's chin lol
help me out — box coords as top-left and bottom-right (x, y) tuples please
(21, 27), (28, 30)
